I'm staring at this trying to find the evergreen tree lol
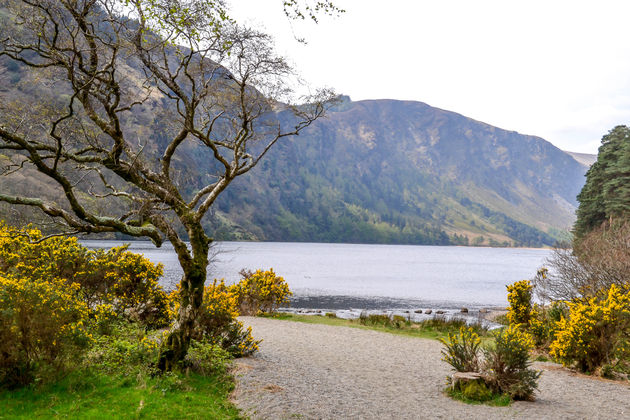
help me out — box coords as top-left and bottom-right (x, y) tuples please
(574, 125), (630, 238)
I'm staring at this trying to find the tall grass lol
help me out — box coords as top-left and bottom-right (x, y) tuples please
(263, 313), (489, 341)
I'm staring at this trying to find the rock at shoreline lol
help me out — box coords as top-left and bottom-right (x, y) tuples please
(414, 309), (423, 314)
(424, 309), (432, 315)
(460, 307), (469, 313)
(436, 310), (445, 315)
(479, 308), (490, 314)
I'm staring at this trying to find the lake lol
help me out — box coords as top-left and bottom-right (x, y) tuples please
(83, 240), (550, 315)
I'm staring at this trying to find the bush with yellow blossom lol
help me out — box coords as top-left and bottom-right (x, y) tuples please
(483, 325), (541, 400)
(550, 283), (630, 373)
(169, 279), (260, 357)
(439, 326), (481, 373)
(506, 280), (533, 326)
(232, 268), (292, 315)
(0, 275), (91, 388)
(440, 325), (540, 401)
(0, 222), (171, 328)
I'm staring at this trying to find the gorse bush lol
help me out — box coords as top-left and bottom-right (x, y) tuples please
(506, 280), (533, 326)
(527, 221), (630, 376)
(233, 268), (292, 315)
(439, 326), (481, 373)
(169, 279), (260, 358)
(0, 222), (284, 389)
(483, 325), (540, 400)
(440, 325), (540, 401)
(183, 269), (292, 356)
(82, 246), (171, 328)
(505, 279), (557, 349)
(0, 222), (174, 387)
(550, 283), (630, 373)
(0, 223), (171, 328)
(506, 279), (562, 349)
(0, 276), (91, 388)
(527, 301), (567, 347)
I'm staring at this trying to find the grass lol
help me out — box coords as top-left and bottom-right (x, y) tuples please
(0, 321), (243, 419)
(261, 312), (492, 342)
(445, 387), (511, 406)
(0, 369), (242, 419)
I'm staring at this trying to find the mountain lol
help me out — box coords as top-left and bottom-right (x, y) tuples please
(0, 3), (587, 247)
(202, 97), (587, 247)
(565, 151), (597, 167)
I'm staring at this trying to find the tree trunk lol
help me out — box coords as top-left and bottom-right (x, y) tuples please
(157, 228), (209, 371)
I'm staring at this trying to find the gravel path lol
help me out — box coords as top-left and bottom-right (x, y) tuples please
(232, 317), (630, 419)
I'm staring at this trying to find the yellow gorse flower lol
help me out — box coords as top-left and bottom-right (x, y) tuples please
(0, 222), (171, 329)
(550, 283), (630, 371)
(506, 280), (533, 326)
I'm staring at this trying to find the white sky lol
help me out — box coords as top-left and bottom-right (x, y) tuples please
(229, 0), (630, 154)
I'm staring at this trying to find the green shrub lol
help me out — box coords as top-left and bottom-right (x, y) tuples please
(169, 279), (259, 357)
(483, 325), (540, 400)
(359, 313), (387, 326)
(232, 268), (292, 315)
(183, 340), (232, 376)
(440, 325), (541, 402)
(0, 276), (91, 388)
(439, 326), (481, 373)
(84, 322), (161, 373)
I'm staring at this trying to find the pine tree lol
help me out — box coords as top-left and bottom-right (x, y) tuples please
(574, 126), (630, 238)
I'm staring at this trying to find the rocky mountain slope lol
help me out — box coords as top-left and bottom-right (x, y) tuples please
(202, 97), (588, 246)
(0, 1), (588, 247)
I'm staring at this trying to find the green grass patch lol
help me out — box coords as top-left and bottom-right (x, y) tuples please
(262, 312), (491, 341)
(0, 369), (242, 419)
(0, 318), (244, 419)
(445, 387), (511, 406)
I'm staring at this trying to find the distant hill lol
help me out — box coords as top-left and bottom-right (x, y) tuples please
(0, 6), (587, 247)
(565, 151), (597, 167)
(202, 97), (587, 247)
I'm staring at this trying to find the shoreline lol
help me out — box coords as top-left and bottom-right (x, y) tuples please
(277, 305), (508, 329)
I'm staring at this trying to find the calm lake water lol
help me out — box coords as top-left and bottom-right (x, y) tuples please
(83, 241), (550, 312)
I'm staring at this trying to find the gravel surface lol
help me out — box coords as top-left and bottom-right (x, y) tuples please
(232, 317), (630, 419)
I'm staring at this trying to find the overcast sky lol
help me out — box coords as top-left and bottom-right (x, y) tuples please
(230, 0), (630, 154)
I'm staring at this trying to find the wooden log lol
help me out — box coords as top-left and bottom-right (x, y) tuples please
(451, 372), (484, 390)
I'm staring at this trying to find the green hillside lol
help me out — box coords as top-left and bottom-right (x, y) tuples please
(0, 3), (587, 248)
(200, 98), (586, 247)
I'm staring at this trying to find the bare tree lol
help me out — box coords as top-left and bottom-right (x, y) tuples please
(0, 0), (333, 368)
(532, 220), (630, 302)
